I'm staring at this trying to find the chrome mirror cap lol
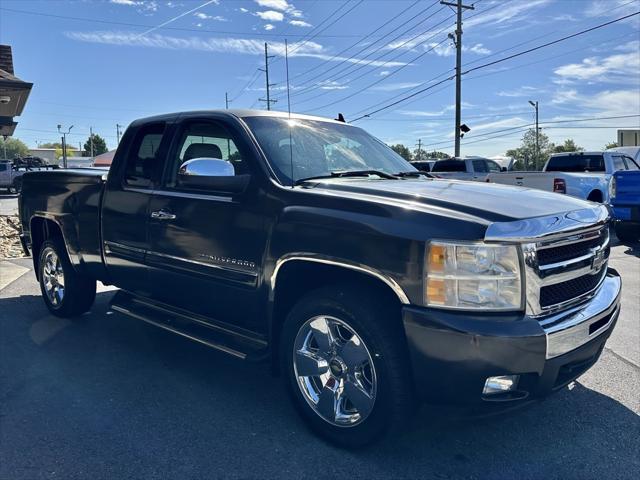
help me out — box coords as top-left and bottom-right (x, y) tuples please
(179, 158), (234, 177)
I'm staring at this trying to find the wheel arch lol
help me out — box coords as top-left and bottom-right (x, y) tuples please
(587, 189), (604, 203)
(269, 256), (410, 371)
(29, 216), (78, 279)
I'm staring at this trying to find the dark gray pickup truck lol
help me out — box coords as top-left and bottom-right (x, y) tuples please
(19, 110), (621, 447)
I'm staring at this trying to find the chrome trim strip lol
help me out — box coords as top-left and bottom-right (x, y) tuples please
(542, 272), (621, 359)
(104, 240), (145, 255)
(538, 251), (597, 272)
(270, 254), (410, 304)
(111, 305), (247, 359)
(484, 206), (609, 243)
(152, 189), (233, 202)
(146, 250), (258, 277)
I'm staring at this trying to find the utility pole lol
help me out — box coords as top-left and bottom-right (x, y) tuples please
(441, 0), (474, 157)
(89, 126), (94, 157)
(416, 139), (423, 160)
(57, 124), (73, 169)
(259, 42), (277, 110)
(225, 92), (230, 109)
(116, 124), (123, 144)
(529, 100), (539, 170)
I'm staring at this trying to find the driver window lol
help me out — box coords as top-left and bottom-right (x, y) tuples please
(167, 122), (244, 188)
(486, 160), (501, 173)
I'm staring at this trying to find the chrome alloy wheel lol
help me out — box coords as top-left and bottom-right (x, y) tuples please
(42, 249), (65, 307)
(293, 315), (377, 427)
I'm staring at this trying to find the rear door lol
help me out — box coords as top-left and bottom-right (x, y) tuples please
(146, 117), (269, 332)
(102, 122), (170, 295)
(471, 159), (488, 181)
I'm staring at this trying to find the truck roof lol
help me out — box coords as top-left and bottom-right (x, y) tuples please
(130, 109), (349, 127)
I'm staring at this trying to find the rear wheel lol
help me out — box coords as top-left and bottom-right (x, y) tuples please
(281, 285), (415, 448)
(615, 223), (639, 244)
(38, 239), (96, 318)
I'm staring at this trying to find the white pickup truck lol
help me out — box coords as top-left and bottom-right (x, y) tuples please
(487, 151), (640, 203)
(430, 157), (504, 182)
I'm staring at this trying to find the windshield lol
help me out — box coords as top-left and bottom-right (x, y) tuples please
(243, 116), (414, 185)
(546, 154), (605, 172)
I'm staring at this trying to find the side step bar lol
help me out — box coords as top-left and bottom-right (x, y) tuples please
(110, 291), (269, 361)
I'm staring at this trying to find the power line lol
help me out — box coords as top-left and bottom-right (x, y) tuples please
(279, 2), (450, 101)
(351, 10), (640, 122)
(281, 0), (441, 93)
(292, 12), (454, 107)
(0, 6), (384, 39)
(286, 0), (423, 83)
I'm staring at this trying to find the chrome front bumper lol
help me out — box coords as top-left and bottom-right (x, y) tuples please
(539, 269), (621, 359)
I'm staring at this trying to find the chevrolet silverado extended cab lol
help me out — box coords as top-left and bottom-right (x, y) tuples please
(19, 110), (621, 447)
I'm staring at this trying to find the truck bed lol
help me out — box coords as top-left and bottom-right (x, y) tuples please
(19, 168), (108, 280)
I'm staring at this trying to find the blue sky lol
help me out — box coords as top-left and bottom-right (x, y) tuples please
(1, 0), (639, 156)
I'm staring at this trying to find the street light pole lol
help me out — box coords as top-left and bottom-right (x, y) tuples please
(529, 100), (539, 170)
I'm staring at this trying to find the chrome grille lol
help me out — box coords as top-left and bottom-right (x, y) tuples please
(523, 226), (610, 317)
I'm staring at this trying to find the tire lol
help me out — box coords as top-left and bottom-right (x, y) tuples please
(38, 239), (96, 318)
(281, 284), (416, 448)
(615, 223), (639, 244)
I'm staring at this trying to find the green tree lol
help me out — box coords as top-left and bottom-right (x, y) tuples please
(0, 137), (29, 160)
(505, 129), (553, 171)
(604, 142), (618, 150)
(552, 138), (584, 153)
(429, 151), (450, 159)
(40, 142), (78, 160)
(83, 134), (108, 157)
(413, 148), (430, 161)
(390, 144), (413, 161)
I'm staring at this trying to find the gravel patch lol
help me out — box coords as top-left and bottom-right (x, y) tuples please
(0, 214), (26, 258)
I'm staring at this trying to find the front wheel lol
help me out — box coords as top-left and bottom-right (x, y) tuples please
(38, 239), (96, 318)
(281, 285), (415, 448)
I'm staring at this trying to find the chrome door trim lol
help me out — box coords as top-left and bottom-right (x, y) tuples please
(152, 189), (233, 203)
(104, 240), (146, 255)
(270, 254), (410, 304)
(146, 250), (258, 277)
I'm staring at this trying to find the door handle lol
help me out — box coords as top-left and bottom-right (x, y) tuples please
(150, 209), (176, 220)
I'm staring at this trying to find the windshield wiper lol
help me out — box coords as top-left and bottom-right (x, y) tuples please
(294, 170), (399, 185)
(394, 170), (433, 178)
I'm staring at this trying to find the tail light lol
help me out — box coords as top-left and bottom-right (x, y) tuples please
(609, 176), (617, 199)
(553, 178), (566, 194)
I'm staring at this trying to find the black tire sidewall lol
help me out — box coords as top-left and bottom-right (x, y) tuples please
(281, 286), (412, 447)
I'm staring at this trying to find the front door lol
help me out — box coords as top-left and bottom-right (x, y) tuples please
(146, 119), (268, 333)
(102, 122), (169, 295)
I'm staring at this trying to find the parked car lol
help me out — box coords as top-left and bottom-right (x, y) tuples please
(410, 159), (436, 172)
(0, 160), (56, 193)
(488, 151), (639, 203)
(19, 110), (621, 447)
(431, 156), (503, 181)
(610, 169), (640, 243)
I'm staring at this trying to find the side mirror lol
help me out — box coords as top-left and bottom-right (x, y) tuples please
(177, 157), (250, 194)
(501, 167), (508, 172)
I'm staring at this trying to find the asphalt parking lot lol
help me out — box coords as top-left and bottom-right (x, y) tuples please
(1, 196), (639, 479)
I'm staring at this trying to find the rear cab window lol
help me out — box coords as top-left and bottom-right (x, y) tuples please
(123, 123), (167, 188)
(545, 154), (605, 173)
(432, 160), (466, 172)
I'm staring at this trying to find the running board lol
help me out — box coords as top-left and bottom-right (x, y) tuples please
(110, 291), (269, 361)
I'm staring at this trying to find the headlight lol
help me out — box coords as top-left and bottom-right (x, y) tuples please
(425, 241), (522, 311)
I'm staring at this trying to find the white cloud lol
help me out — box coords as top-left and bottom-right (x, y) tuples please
(264, 24), (275, 31)
(110, 0), (142, 5)
(465, 0), (551, 28)
(256, 10), (284, 22)
(240, 7), (249, 13)
(65, 30), (410, 67)
(471, 117), (528, 133)
(318, 80), (349, 90)
(254, 0), (291, 10)
(468, 43), (491, 55)
(554, 51), (640, 83)
(289, 20), (312, 27)
(194, 12), (227, 22)
(370, 82), (422, 92)
(497, 86), (544, 98)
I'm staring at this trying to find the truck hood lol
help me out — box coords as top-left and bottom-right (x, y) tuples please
(303, 178), (594, 223)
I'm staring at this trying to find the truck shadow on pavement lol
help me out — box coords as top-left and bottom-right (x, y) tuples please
(1, 291), (639, 479)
